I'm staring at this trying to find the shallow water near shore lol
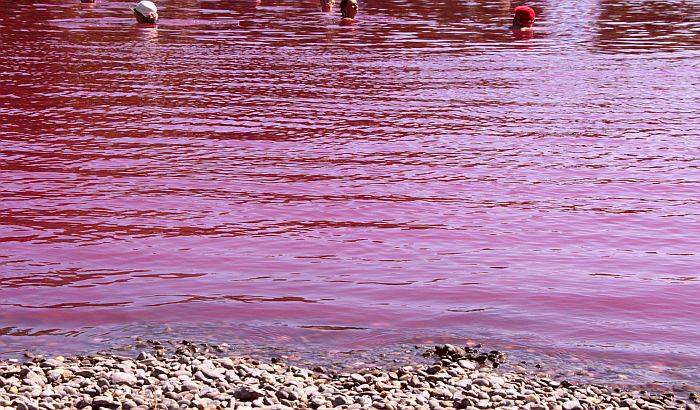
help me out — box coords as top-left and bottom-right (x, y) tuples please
(1, 0), (700, 390)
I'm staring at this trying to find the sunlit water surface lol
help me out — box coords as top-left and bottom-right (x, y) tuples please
(1, 0), (700, 389)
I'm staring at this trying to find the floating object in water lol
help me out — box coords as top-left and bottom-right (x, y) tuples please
(133, 0), (159, 24)
(339, 0), (357, 24)
(320, 0), (334, 12)
(512, 5), (535, 30)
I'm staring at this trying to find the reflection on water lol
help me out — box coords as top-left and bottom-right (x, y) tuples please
(596, 0), (700, 52)
(1, 0), (700, 387)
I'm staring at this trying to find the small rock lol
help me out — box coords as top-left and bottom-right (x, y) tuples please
(350, 373), (366, 384)
(525, 394), (539, 403)
(111, 371), (138, 385)
(562, 399), (582, 410)
(333, 395), (351, 406)
(136, 352), (154, 361)
(309, 396), (326, 408)
(75, 370), (94, 378)
(93, 396), (120, 409)
(384, 400), (399, 410)
(20, 370), (44, 387)
(182, 380), (200, 392)
(196, 364), (223, 380)
(458, 360), (476, 370)
(218, 358), (236, 369)
(472, 378), (491, 387)
(234, 385), (264, 401)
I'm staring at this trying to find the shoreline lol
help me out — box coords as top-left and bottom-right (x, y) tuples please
(2, 330), (698, 394)
(0, 341), (697, 409)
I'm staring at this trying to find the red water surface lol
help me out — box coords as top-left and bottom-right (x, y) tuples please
(2, 0), (700, 385)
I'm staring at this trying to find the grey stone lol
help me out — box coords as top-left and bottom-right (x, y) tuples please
(111, 371), (138, 386)
(218, 358), (236, 369)
(196, 364), (224, 380)
(333, 395), (351, 406)
(20, 370), (44, 387)
(472, 378), (490, 387)
(46, 370), (64, 382)
(234, 385), (264, 401)
(75, 370), (95, 378)
(309, 396), (326, 409)
(385, 401), (399, 410)
(123, 399), (139, 409)
(182, 380), (200, 392)
(350, 373), (366, 384)
(525, 394), (539, 403)
(93, 396), (120, 409)
(561, 399), (582, 410)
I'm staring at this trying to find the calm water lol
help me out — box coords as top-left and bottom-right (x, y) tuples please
(2, 0), (700, 387)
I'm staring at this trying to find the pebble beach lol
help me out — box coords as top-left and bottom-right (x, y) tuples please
(1, 341), (696, 410)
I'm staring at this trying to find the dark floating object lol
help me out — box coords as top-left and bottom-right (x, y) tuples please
(339, 0), (357, 25)
(320, 0), (333, 12)
(425, 343), (508, 368)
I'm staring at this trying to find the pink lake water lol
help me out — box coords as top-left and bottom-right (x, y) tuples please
(1, 0), (700, 388)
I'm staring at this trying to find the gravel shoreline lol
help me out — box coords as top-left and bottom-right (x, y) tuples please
(0, 341), (696, 410)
